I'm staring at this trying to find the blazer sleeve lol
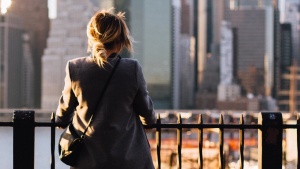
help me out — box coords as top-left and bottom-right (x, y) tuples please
(133, 61), (156, 126)
(55, 61), (78, 127)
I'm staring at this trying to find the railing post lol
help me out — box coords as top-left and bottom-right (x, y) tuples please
(198, 114), (203, 169)
(51, 112), (56, 169)
(297, 114), (300, 169)
(258, 112), (282, 169)
(177, 114), (182, 169)
(219, 114), (224, 169)
(156, 114), (161, 169)
(239, 114), (244, 169)
(13, 110), (35, 169)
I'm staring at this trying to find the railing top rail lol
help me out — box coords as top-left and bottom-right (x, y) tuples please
(0, 121), (299, 130)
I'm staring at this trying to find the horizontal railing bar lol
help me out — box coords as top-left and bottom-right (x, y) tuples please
(33, 122), (263, 129)
(145, 124), (300, 129)
(282, 124), (300, 129)
(147, 124), (262, 129)
(1, 122), (299, 129)
(34, 122), (60, 127)
(0, 122), (13, 126)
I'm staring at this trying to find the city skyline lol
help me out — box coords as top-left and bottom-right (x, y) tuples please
(1, 0), (300, 112)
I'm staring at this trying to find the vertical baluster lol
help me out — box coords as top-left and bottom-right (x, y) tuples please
(156, 114), (161, 169)
(198, 114), (203, 169)
(177, 114), (182, 169)
(239, 114), (244, 169)
(258, 112), (282, 169)
(50, 112), (56, 169)
(297, 113), (300, 169)
(219, 114), (224, 169)
(13, 110), (35, 169)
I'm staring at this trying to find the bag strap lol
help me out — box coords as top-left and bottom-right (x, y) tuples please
(81, 55), (121, 137)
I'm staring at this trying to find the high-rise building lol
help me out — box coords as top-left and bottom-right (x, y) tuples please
(282, 1), (300, 63)
(180, 0), (196, 108)
(212, 0), (280, 111)
(130, 0), (195, 109)
(277, 23), (293, 111)
(224, 7), (279, 98)
(130, 0), (172, 109)
(0, 0), (49, 108)
(217, 21), (241, 102)
(8, 0), (49, 108)
(273, 5), (281, 98)
(195, 0), (281, 110)
(41, 0), (98, 109)
(0, 14), (25, 108)
(195, 0), (221, 109)
(276, 0), (300, 112)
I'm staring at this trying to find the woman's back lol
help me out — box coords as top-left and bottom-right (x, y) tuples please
(56, 9), (155, 169)
(57, 56), (155, 169)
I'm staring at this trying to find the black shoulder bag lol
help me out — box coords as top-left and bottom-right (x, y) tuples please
(58, 56), (121, 166)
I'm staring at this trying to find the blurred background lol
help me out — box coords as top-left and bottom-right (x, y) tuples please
(0, 0), (297, 113)
(0, 0), (299, 168)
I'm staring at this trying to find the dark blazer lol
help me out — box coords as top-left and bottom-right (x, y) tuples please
(56, 55), (156, 169)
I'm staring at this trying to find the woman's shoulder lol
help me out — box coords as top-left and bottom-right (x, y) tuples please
(68, 56), (93, 64)
(121, 57), (140, 65)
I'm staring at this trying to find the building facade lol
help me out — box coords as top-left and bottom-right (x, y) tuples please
(41, 0), (98, 109)
(0, 14), (24, 108)
(196, 0), (280, 110)
(0, 0), (49, 108)
(225, 6), (280, 99)
(282, 0), (300, 64)
(130, 0), (195, 109)
(195, 0), (221, 109)
(8, 0), (49, 108)
(277, 23), (294, 111)
(217, 21), (241, 102)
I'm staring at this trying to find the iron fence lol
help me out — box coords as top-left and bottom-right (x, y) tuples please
(1, 110), (299, 169)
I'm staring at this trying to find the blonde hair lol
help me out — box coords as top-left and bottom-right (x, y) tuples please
(87, 9), (133, 67)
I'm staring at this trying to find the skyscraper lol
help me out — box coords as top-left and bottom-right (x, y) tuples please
(0, 0), (49, 108)
(195, 0), (279, 110)
(277, 23), (293, 111)
(217, 21), (241, 102)
(195, 0), (223, 109)
(130, 0), (195, 109)
(0, 14), (24, 108)
(130, 0), (172, 109)
(41, 0), (98, 109)
(224, 7), (280, 99)
(8, 0), (49, 108)
(281, 0), (300, 50)
(180, 0), (196, 108)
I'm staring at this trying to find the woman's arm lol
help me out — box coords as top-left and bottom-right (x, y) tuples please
(55, 61), (78, 128)
(133, 61), (156, 126)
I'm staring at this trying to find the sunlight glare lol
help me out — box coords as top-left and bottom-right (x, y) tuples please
(1, 0), (12, 14)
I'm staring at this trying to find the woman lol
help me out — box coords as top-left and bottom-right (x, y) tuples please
(56, 9), (156, 169)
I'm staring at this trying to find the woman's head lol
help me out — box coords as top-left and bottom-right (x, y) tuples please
(87, 9), (133, 67)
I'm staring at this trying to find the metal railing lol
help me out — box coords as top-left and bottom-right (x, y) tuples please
(1, 110), (299, 169)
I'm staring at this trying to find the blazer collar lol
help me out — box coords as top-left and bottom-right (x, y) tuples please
(108, 53), (118, 58)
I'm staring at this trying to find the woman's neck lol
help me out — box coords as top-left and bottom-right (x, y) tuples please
(106, 48), (121, 57)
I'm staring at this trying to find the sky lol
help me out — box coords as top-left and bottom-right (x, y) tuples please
(1, 0), (11, 14)
(48, 0), (57, 19)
